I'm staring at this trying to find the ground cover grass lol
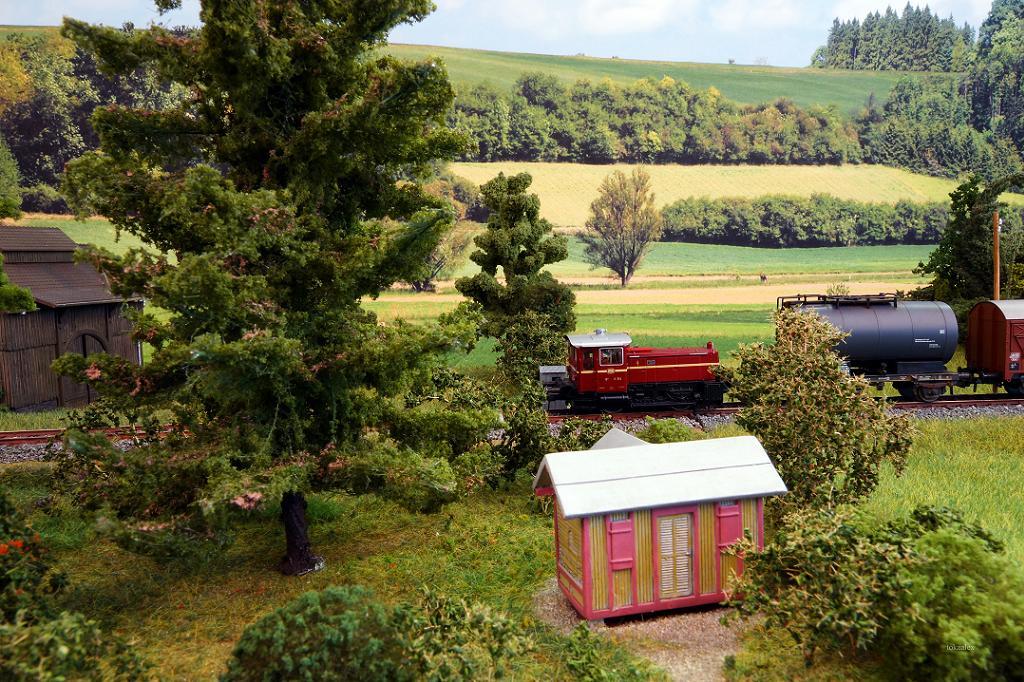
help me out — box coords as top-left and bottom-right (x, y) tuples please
(452, 162), (1024, 228)
(0, 464), (653, 680)
(387, 44), (915, 112)
(2, 416), (1020, 680)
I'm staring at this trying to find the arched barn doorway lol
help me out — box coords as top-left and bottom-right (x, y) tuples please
(60, 332), (107, 407)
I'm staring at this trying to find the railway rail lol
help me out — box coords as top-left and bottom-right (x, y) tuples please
(1, 394), (1023, 448)
(0, 425), (161, 448)
(547, 393), (1024, 423)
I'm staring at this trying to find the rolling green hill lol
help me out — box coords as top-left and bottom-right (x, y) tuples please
(388, 44), (929, 112)
(1, 27), (931, 112)
(451, 162), (1024, 228)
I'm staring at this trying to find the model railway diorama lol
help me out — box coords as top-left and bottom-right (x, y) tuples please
(541, 294), (1024, 413)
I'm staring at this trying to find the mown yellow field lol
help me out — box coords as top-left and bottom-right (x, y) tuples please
(451, 162), (1024, 228)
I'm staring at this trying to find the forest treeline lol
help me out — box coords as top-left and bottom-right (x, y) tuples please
(813, 5), (975, 71)
(661, 194), (1024, 247)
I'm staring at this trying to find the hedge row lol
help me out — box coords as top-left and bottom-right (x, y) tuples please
(660, 194), (1024, 247)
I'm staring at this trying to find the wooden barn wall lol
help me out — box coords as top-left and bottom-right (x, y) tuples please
(699, 502), (717, 594)
(1, 302), (141, 410)
(0, 310), (56, 352)
(556, 501), (583, 586)
(741, 499), (759, 543)
(0, 346), (59, 409)
(2, 252), (73, 263)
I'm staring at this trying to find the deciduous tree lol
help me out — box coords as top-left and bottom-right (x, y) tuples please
(581, 167), (662, 287)
(53, 0), (480, 575)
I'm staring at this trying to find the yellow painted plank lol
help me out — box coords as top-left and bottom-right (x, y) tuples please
(589, 515), (608, 611)
(699, 503), (717, 594)
(634, 509), (653, 604)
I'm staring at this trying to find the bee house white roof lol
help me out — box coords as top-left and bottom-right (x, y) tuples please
(533, 434), (787, 519)
(589, 427), (648, 450)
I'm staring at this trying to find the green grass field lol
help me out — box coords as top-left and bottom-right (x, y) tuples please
(549, 239), (933, 277)
(452, 162), (1024, 228)
(388, 44), (919, 112)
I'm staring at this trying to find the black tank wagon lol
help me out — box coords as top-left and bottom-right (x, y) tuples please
(781, 293), (1024, 401)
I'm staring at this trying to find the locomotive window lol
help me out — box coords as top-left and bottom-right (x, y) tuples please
(583, 351), (595, 370)
(600, 347), (623, 366)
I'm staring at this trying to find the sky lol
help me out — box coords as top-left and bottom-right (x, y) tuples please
(0, 0), (996, 67)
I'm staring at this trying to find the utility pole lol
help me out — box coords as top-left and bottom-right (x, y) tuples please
(994, 209), (1001, 300)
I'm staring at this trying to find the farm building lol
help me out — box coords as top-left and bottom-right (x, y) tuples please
(533, 431), (787, 620)
(0, 226), (141, 411)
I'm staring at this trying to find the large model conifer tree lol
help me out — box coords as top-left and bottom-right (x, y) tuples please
(57, 1), (472, 575)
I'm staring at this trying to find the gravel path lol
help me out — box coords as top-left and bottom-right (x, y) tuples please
(533, 578), (745, 681)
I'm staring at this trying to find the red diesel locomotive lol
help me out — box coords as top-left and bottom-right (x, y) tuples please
(539, 329), (727, 412)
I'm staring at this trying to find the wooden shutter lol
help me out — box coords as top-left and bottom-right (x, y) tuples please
(658, 514), (693, 599)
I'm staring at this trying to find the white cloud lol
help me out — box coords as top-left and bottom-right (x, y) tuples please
(579, 0), (696, 35)
(710, 0), (804, 32)
(434, 0), (467, 11)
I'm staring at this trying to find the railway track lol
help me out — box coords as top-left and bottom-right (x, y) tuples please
(548, 393), (1024, 423)
(2, 394), (1023, 447)
(0, 425), (159, 447)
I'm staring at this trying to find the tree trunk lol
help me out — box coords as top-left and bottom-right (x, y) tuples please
(278, 491), (325, 576)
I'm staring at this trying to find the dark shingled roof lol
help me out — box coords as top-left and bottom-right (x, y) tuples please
(0, 226), (78, 252)
(0, 226), (128, 308)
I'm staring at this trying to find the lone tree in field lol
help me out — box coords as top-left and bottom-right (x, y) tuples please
(581, 167), (662, 287)
(719, 308), (912, 528)
(54, 1), (485, 575)
(456, 172), (575, 383)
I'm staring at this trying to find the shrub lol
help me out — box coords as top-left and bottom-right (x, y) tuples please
(0, 492), (147, 680)
(1, 492), (66, 624)
(0, 611), (148, 682)
(731, 506), (1024, 679)
(635, 418), (703, 444)
(718, 308), (912, 527)
(222, 586), (532, 682)
(0, 136), (20, 219)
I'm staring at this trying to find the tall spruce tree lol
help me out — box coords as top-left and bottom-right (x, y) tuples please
(55, 1), (475, 575)
(455, 173), (575, 383)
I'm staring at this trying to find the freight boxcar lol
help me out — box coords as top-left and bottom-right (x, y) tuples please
(966, 300), (1024, 396)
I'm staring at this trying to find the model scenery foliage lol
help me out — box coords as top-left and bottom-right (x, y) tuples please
(719, 308), (913, 526)
(731, 505), (1024, 678)
(50, 0), (505, 576)
(582, 167), (663, 286)
(455, 172), (576, 384)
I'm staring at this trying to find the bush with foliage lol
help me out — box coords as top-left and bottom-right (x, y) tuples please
(918, 173), (1024, 305)
(456, 172), (576, 385)
(0, 492), (147, 681)
(222, 586), (532, 681)
(635, 418), (703, 444)
(731, 505), (1024, 679)
(662, 193), (962, 247)
(719, 308), (911, 526)
(0, 136), (21, 219)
